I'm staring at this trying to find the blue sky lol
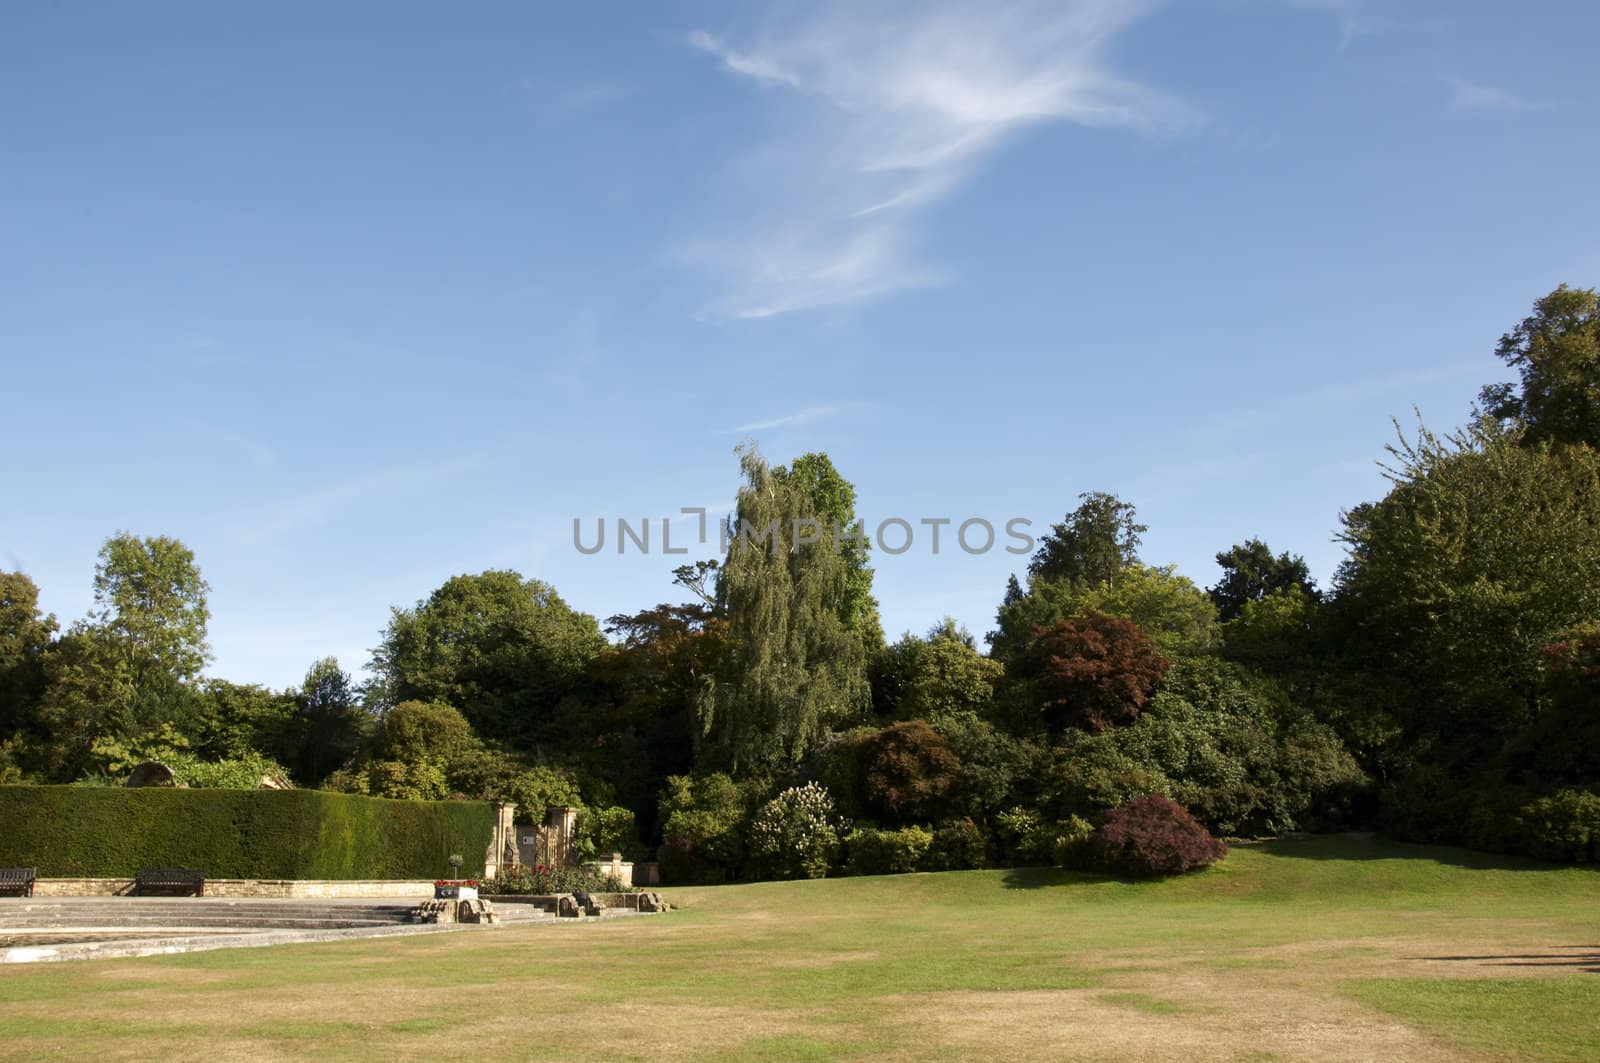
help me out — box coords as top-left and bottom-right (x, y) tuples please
(5, 0), (1598, 689)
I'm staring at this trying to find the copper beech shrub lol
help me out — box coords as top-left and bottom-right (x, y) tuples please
(1091, 794), (1228, 877)
(1028, 611), (1170, 732)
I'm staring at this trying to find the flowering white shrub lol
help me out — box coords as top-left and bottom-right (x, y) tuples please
(749, 782), (843, 879)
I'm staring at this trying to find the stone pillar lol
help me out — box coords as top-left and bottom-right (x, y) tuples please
(548, 805), (579, 867)
(484, 802), (517, 879)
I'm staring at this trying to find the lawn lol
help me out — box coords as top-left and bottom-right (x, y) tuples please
(1, 836), (1596, 1061)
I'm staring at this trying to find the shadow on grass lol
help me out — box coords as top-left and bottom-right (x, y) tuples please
(1245, 834), (1600, 874)
(1413, 946), (1600, 974)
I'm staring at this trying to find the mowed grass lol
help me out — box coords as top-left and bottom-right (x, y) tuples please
(0, 836), (1596, 1061)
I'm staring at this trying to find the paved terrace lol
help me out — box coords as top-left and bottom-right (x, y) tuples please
(0, 895), (648, 964)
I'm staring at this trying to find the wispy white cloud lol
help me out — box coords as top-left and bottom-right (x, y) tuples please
(681, 1), (1194, 320)
(1445, 77), (1544, 113)
(235, 460), (473, 546)
(727, 401), (868, 434)
(1287, 0), (1390, 48)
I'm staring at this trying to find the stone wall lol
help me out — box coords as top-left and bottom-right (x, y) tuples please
(34, 878), (437, 898)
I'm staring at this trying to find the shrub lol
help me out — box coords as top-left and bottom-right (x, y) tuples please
(993, 806), (1094, 868)
(862, 720), (962, 823)
(749, 782), (842, 880)
(0, 785), (493, 878)
(1091, 795), (1227, 877)
(1515, 789), (1600, 863)
(486, 863), (629, 895)
(575, 805), (639, 860)
(926, 818), (988, 871)
(845, 825), (934, 876)
(657, 773), (753, 883)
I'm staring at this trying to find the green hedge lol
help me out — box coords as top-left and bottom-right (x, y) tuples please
(0, 786), (494, 879)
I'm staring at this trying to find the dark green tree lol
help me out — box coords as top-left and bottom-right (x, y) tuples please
(0, 571), (57, 740)
(1479, 284), (1600, 448)
(371, 570), (604, 747)
(1209, 538), (1318, 621)
(1028, 492), (1146, 587)
(290, 656), (366, 784)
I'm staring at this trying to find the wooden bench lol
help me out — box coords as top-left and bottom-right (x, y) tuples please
(0, 867), (36, 897)
(135, 868), (205, 897)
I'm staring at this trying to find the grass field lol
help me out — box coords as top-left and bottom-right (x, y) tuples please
(1, 836), (1596, 1061)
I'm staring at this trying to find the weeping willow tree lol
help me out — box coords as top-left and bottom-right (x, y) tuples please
(699, 446), (873, 771)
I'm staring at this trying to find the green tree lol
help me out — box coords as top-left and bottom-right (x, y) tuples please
(991, 563), (1218, 664)
(89, 533), (211, 690)
(1028, 492), (1146, 587)
(699, 446), (872, 771)
(906, 620), (1002, 720)
(1209, 538), (1317, 621)
(371, 570), (604, 747)
(290, 657), (366, 784)
(1479, 284), (1600, 448)
(778, 452), (883, 643)
(1333, 419), (1600, 769)
(35, 534), (211, 777)
(0, 571), (57, 740)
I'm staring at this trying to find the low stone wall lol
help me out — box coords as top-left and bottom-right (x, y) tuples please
(34, 879), (436, 898)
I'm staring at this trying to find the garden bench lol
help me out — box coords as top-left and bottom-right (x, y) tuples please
(135, 868), (205, 896)
(0, 867), (36, 897)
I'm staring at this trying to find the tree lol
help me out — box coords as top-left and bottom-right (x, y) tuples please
(1025, 612), (1170, 733)
(1333, 420), (1600, 747)
(371, 570), (605, 747)
(1479, 284), (1600, 448)
(778, 453), (883, 643)
(699, 446), (872, 771)
(872, 619), (1002, 724)
(89, 533), (211, 690)
(862, 720), (962, 822)
(991, 563), (1217, 664)
(0, 571), (56, 738)
(587, 603), (723, 833)
(1209, 538), (1317, 621)
(35, 534), (211, 777)
(289, 657), (365, 784)
(1028, 492), (1146, 587)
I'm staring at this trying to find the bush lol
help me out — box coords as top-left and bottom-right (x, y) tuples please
(1091, 795), (1227, 877)
(862, 720), (962, 823)
(575, 805), (639, 860)
(926, 818), (988, 871)
(845, 825), (933, 875)
(1515, 789), (1600, 863)
(657, 773), (755, 883)
(749, 782), (842, 880)
(993, 806), (1094, 868)
(0, 785), (494, 879)
(486, 863), (629, 895)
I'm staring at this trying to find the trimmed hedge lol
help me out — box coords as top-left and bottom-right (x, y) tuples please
(0, 786), (494, 879)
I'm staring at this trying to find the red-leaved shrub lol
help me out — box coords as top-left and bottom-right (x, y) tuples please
(1027, 611), (1169, 732)
(1091, 795), (1228, 877)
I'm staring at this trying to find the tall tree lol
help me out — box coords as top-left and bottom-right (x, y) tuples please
(290, 656), (366, 784)
(0, 571), (57, 738)
(778, 452), (883, 644)
(699, 446), (872, 770)
(370, 570), (604, 747)
(1209, 538), (1318, 621)
(1479, 284), (1600, 448)
(1333, 420), (1600, 759)
(1028, 492), (1146, 587)
(35, 534), (210, 777)
(90, 533), (211, 691)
